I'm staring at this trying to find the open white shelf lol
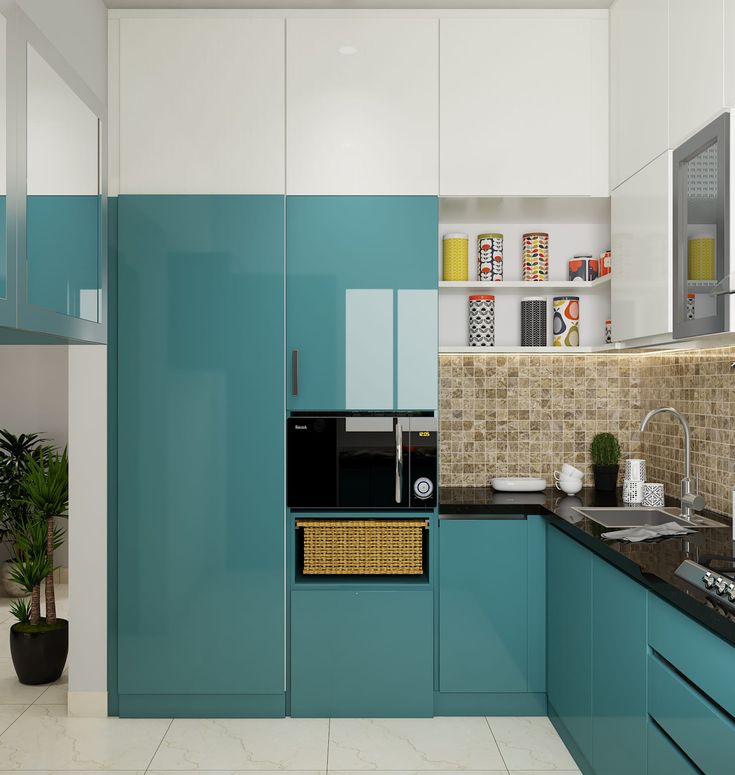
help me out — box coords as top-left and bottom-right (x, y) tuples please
(438, 196), (612, 352)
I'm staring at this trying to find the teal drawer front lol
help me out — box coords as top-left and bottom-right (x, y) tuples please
(439, 519), (531, 693)
(290, 589), (433, 717)
(647, 721), (699, 775)
(117, 196), (285, 699)
(648, 654), (735, 774)
(649, 594), (735, 718)
(591, 556), (647, 775)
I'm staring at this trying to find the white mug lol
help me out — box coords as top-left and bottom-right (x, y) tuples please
(555, 464), (584, 481)
(556, 479), (583, 495)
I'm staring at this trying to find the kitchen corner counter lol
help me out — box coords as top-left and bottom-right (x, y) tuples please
(440, 486), (735, 646)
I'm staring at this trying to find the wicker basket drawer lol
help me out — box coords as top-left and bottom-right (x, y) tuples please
(296, 519), (428, 575)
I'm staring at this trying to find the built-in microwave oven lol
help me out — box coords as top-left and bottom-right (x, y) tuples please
(287, 412), (437, 510)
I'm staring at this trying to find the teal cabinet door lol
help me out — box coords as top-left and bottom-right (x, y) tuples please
(439, 518), (545, 693)
(547, 527), (593, 768)
(117, 196), (284, 712)
(0, 195), (13, 328)
(647, 721), (699, 775)
(286, 196), (437, 411)
(591, 556), (647, 775)
(290, 589), (434, 717)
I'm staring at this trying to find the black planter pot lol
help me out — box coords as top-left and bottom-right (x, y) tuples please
(10, 619), (68, 685)
(593, 464), (620, 492)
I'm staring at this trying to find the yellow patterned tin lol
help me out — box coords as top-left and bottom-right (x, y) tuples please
(442, 233), (469, 281)
(688, 237), (715, 281)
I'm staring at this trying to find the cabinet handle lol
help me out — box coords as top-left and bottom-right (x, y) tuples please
(395, 421), (403, 504)
(291, 350), (299, 397)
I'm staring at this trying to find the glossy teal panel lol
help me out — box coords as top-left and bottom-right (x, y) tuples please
(649, 593), (735, 718)
(290, 589), (433, 717)
(27, 195), (100, 321)
(591, 556), (647, 775)
(648, 653), (735, 774)
(439, 519), (528, 693)
(117, 195), (284, 698)
(0, 196), (6, 300)
(435, 692), (546, 716)
(286, 196), (438, 410)
(526, 515), (546, 693)
(547, 527), (593, 764)
(647, 720), (699, 775)
(118, 693), (286, 719)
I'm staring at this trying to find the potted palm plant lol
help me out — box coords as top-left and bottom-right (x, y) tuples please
(8, 448), (68, 685)
(590, 432), (621, 492)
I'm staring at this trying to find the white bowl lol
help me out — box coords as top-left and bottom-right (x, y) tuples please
(491, 477), (547, 492)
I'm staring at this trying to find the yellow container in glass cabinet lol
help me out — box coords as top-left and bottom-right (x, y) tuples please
(442, 232), (469, 280)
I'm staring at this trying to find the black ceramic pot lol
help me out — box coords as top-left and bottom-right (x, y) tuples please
(10, 619), (68, 685)
(593, 464), (619, 492)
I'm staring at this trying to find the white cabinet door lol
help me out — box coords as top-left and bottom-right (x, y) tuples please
(611, 152), (672, 342)
(118, 17), (285, 194)
(726, 2), (735, 107)
(669, 0), (724, 148)
(610, 0), (668, 188)
(440, 16), (608, 196)
(286, 18), (438, 195)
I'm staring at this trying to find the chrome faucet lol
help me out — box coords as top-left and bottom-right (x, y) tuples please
(640, 407), (704, 521)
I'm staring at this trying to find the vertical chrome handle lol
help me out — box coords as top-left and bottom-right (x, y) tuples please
(291, 350), (299, 397)
(395, 421), (403, 503)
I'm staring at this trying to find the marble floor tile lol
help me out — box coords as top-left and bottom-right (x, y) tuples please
(329, 718), (507, 771)
(0, 706), (28, 736)
(0, 660), (49, 705)
(0, 705), (171, 770)
(34, 670), (68, 705)
(149, 718), (330, 770)
(487, 718), (578, 771)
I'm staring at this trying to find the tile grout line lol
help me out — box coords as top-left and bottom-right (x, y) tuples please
(325, 717), (331, 773)
(0, 701), (39, 740)
(483, 716), (510, 775)
(143, 717), (174, 774)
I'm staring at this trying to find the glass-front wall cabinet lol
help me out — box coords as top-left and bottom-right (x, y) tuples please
(673, 112), (730, 338)
(26, 43), (100, 323)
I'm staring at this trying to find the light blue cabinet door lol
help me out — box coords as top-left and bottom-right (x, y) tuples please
(291, 589), (434, 717)
(117, 196), (284, 708)
(439, 518), (540, 693)
(286, 196), (438, 410)
(591, 556), (647, 775)
(547, 527), (593, 767)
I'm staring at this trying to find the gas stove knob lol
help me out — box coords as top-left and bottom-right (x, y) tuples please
(413, 477), (434, 500)
(704, 572), (715, 589)
(715, 577), (728, 596)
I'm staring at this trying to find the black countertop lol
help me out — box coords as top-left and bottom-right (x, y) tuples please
(440, 486), (735, 646)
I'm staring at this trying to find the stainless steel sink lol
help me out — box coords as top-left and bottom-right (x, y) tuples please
(572, 507), (727, 529)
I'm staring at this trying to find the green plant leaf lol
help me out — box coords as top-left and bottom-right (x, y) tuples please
(9, 598), (31, 624)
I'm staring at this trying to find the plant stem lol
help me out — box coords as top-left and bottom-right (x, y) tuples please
(45, 516), (56, 625)
(30, 583), (40, 626)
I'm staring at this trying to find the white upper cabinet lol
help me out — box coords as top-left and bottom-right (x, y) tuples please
(610, 0), (668, 189)
(726, 2), (735, 107)
(439, 15), (608, 197)
(118, 17), (285, 194)
(668, 0), (724, 149)
(286, 18), (439, 195)
(611, 152), (672, 342)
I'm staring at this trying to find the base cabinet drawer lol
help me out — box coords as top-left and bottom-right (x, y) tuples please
(290, 589), (433, 717)
(647, 720), (700, 775)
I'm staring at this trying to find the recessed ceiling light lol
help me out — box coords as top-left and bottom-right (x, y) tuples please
(338, 46), (358, 55)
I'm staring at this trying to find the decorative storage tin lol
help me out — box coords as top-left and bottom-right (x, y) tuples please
(296, 519), (427, 575)
(477, 233), (503, 281)
(442, 233), (469, 281)
(686, 293), (696, 319)
(605, 319), (612, 343)
(522, 232), (549, 281)
(688, 237), (716, 281)
(468, 295), (495, 346)
(552, 296), (580, 347)
(521, 296), (547, 347)
(600, 250), (612, 276)
(568, 256), (599, 282)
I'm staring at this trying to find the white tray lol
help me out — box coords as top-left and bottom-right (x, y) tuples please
(491, 477), (547, 492)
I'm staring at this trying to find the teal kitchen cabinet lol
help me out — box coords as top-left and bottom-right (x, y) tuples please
(286, 196), (438, 412)
(116, 195), (285, 717)
(290, 588), (434, 717)
(437, 516), (546, 714)
(591, 555), (647, 775)
(547, 526), (594, 770)
(647, 719), (699, 775)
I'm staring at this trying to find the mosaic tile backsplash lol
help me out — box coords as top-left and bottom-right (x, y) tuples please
(439, 346), (735, 517)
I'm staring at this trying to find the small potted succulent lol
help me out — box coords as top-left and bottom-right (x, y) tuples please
(8, 448), (68, 685)
(590, 432), (621, 492)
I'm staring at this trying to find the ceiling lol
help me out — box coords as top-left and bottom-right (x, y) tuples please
(105, 1), (612, 9)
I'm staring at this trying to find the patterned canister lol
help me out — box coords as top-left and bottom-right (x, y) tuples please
(569, 255), (595, 282)
(522, 232), (549, 281)
(468, 295), (495, 347)
(600, 250), (612, 276)
(605, 319), (612, 344)
(477, 233), (503, 282)
(688, 237), (715, 281)
(443, 233), (469, 281)
(686, 293), (696, 320)
(521, 297), (547, 347)
(552, 296), (580, 347)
